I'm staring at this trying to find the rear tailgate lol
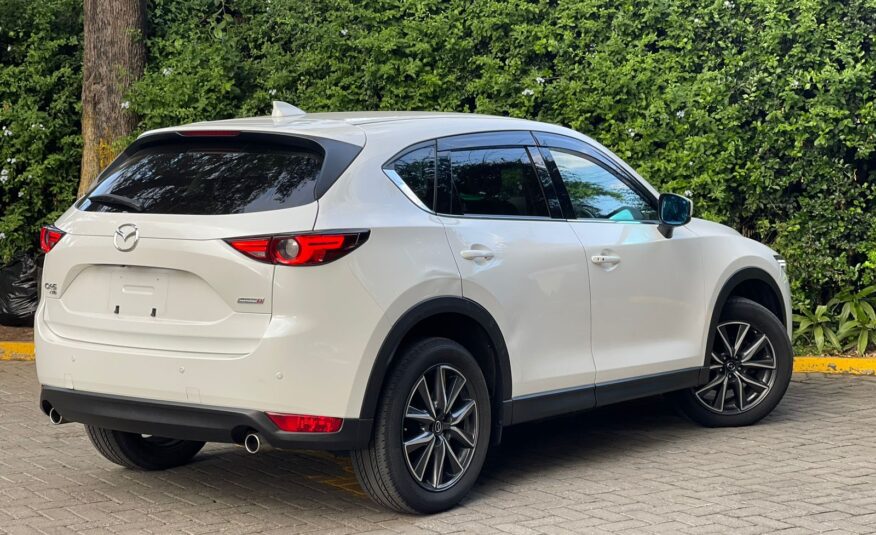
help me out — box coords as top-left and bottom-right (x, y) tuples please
(41, 130), (360, 355)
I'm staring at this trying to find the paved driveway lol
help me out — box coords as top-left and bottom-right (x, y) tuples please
(2, 362), (876, 534)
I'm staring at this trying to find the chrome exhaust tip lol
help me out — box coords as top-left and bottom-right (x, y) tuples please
(244, 433), (261, 454)
(48, 407), (65, 425)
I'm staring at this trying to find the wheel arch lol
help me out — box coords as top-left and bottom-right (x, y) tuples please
(704, 267), (787, 368)
(358, 296), (512, 426)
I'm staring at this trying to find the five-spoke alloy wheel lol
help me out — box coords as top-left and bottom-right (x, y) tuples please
(351, 337), (491, 514)
(672, 297), (793, 427)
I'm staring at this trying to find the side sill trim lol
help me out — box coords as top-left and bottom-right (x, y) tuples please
(505, 367), (707, 426)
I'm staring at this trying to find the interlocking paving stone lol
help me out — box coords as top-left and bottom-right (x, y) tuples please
(2, 362), (876, 534)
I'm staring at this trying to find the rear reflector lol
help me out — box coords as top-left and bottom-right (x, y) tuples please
(266, 412), (343, 433)
(39, 226), (65, 253)
(226, 231), (369, 266)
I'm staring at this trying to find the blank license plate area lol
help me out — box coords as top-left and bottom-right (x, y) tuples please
(109, 267), (169, 318)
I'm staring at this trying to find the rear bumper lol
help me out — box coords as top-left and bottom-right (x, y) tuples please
(40, 386), (372, 451)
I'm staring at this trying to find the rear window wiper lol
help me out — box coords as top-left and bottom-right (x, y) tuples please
(88, 193), (144, 213)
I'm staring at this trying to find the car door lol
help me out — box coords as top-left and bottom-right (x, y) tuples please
(536, 133), (706, 385)
(434, 131), (597, 401)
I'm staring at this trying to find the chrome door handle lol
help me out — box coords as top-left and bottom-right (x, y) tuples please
(591, 254), (621, 265)
(460, 249), (494, 261)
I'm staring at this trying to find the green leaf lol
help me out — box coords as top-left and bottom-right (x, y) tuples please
(814, 326), (824, 352)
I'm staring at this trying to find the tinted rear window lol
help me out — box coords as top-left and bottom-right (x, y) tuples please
(80, 137), (324, 215)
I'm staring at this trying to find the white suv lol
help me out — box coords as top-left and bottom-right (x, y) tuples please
(36, 104), (793, 513)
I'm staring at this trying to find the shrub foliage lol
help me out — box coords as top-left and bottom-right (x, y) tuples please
(2, 0), (875, 349)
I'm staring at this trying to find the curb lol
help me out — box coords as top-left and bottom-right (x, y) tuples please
(2, 342), (875, 375)
(793, 356), (876, 376)
(0, 341), (36, 361)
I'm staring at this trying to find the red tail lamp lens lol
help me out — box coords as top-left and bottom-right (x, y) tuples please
(227, 237), (272, 261)
(266, 412), (343, 433)
(225, 231), (369, 266)
(39, 226), (65, 253)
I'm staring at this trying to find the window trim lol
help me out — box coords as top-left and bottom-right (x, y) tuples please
(437, 143), (555, 220)
(532, 131), (658, 210)
(383, 131), (567, 222)
(535, 135), (658, 224)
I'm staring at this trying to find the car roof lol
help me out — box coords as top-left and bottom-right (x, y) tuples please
(140, 111), (574, 147)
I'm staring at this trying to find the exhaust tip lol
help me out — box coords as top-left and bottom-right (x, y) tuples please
(48, 408), (65, 425)
(244, 433), (261, 454)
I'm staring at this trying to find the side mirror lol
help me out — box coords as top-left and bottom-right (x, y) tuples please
(657, 193), (692, 238)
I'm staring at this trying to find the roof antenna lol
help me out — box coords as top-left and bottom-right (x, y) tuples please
(272, 101), (306, 118)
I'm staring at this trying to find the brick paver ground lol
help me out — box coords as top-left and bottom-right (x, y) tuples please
(2, 361), (876, 534)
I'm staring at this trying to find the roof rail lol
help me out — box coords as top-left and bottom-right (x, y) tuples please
(271, 101), (306, 118)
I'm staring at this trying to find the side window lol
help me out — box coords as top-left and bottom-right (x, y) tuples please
(441, 147), (549, 217)
(547, 149), (657, 221)
(386, 143), (436, 209)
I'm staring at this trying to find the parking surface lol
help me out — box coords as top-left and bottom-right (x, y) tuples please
(2, 362), (876, 534)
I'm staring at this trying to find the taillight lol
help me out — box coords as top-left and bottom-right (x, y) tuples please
(266, 412), (343, 433)
(39, 226), (65, 253)
(226, 231), (369, 266)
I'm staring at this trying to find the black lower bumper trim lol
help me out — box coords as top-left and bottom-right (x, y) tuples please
(40, 386), (372, 451)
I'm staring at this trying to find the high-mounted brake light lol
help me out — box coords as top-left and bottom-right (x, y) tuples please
(177, 130), (240, 137)
(39, 226), (65, 253)
(266, 412), (343, 433)
(226, 231), (369, 266)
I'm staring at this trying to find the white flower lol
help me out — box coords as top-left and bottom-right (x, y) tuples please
(627, 128), (636, 137)
(1, 168), (7, 176)
(790, 79), (800, 89)
(6, 45), (10, 52)
(121, 100), (130, 109)
(723, 0), (734, 7)
(693, 17), (701, 24)
(268, 89), (277, 96)
(0, 233), (6, 240)
(676, 110), (686, 119)
(340, 29), (348, 36)
(18, 190), (24, 197)
(8, 158), (15, 164)
(535, 77), (546, 84)
(161, 67), (173, 76)
(521, 88), (534, 96)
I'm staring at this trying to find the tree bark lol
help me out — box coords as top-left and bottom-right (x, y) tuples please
(78, 0), (146, 198)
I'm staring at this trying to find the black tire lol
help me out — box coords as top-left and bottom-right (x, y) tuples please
(85, 426), (204, 470)
(351, 337), (491, 514)
(672, 297), (793, 427)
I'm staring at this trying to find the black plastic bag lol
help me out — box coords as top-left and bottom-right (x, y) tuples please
(0, 255), (39, 326)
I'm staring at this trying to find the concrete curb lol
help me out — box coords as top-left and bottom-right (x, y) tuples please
(2, 342), (875, 375)
(0, 342), (36, 361)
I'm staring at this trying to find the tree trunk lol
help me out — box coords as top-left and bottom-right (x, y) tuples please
(78, 0), (146, 198)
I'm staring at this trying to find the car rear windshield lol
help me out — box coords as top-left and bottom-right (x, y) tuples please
(79, 135), (324, 215)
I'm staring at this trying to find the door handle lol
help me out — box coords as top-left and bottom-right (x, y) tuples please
(591, 254), (621, 265)
(460, 249), (494, 261)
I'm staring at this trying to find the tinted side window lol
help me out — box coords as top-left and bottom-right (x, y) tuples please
(80, 138), (323, 215)
(548, 149), (657, 221)
(386, 144), (436, 209)
(442, 147), (549, 217)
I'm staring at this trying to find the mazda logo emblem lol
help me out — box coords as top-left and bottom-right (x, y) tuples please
(113, 223), (139, 252)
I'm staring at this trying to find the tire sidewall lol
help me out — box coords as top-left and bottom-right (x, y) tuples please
(380, 338), (491, 514)
(677, 298), (793, 427)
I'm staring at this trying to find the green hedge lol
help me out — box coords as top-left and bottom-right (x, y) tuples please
(2, 0), (875, 323)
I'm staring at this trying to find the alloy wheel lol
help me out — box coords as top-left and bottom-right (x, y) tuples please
(402, 364), (478, 491)
(694, 321), (777, 414)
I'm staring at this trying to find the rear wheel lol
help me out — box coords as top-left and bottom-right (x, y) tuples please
(85, 426), (204, 470)
(351, 337), (491, 513)
(672, 297), (793, 427)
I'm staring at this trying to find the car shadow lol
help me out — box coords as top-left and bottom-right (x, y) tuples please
(102, 389), (800, 518)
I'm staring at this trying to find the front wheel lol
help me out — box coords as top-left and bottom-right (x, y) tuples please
(672, 297), (793, 427)
(351, 337), (491, 513)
